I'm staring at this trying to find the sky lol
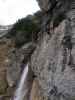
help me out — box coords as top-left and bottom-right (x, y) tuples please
(0, 0), (40, 25)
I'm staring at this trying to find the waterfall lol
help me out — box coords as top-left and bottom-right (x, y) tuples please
(13, 64), (28, 100)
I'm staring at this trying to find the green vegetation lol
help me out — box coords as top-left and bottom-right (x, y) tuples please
(7, 11), (43, 47)
(53, 13), (66, 28)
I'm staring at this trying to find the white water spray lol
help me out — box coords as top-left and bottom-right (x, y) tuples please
(13, 64), (28, 100)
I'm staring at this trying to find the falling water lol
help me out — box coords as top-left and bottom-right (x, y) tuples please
(13, 64), (28, 100)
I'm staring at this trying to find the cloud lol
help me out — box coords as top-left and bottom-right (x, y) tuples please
(1, 0), (6, 3)
(0, 0), (40, 25)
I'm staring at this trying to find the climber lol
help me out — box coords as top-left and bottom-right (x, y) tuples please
(50, 21), (54, 36)
(62, 35), (72, 66)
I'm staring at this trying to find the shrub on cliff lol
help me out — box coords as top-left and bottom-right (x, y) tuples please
(7, 13), (41, 47)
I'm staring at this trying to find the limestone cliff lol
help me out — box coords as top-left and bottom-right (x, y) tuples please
(30, 0), (75, 100)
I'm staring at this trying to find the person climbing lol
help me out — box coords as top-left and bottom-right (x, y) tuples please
(62, 35), (72, 50)
(61, 35), (72, 71)
(62, 35), (72, 65)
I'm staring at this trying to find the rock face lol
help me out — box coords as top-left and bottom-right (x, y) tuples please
(0, 38), (15, 100)
(7, 42), (36, 87)
(30, 79), (47, 100)
(36, 0), (52, 12)
(0, 38), (12, 94)
(0, 36), (36, 99)
(36, 0), (69, 12)
(30, 0), (75, 100)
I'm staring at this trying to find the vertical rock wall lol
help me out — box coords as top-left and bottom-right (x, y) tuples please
(31, 0), (75, 100)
